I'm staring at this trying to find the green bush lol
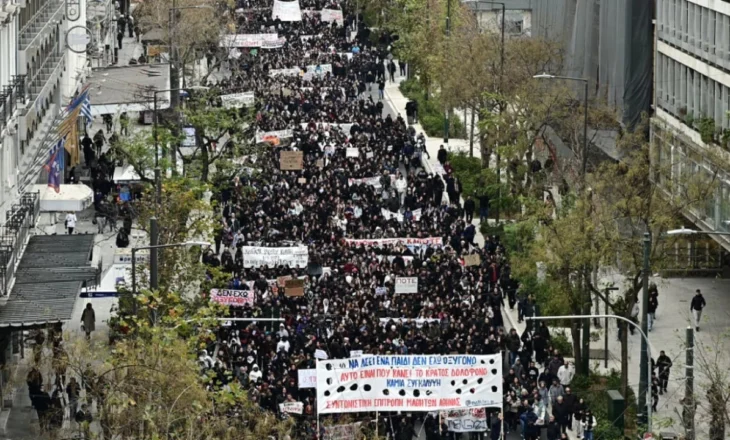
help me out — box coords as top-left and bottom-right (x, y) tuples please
(550, 331), (573, 356)
(399, 78), (465, 138)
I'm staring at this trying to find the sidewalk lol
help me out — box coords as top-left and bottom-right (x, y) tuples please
(592, 272), (730, 437)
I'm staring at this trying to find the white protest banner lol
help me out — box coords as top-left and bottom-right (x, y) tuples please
(255, 129), (294, 144)
(395, 277), (418, 294)
(381, 208), (403, 223)
(320, 8), (344, 23)
(379, 318), (440, 328)
(315, 349), (329, 360)
(344, 237), (444, 248)
(272, 0), (302, 21)
(261, 38), (286, 49)
(220, 34), (281, 47)
(305, 64), (333, 77)
(346, 148), (359, 158)
(323, 422), (363, 440)
(298, 369), (317, 388)
(350, 350), (364, 358)
(270, 68), (302, 77)
(279, 402), (304, 414)
(209, 289), (255, 307)
(220, 91), (255, 108)
(347, 175), (395, 190)
(366, 151), (374, 159)
(412, 208), (422, 221)
(242, 246), (309, 268)
(444, 408), (488, 432)
(316, 355), (503, 414)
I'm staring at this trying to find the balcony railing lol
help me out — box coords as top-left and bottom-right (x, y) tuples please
(0, 192), (40, 296)
(0, 76), (26, 134)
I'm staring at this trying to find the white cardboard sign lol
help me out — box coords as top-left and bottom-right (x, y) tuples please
(395, 277), (418, 294)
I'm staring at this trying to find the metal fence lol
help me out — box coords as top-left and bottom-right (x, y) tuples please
(0, 192), (40, 296)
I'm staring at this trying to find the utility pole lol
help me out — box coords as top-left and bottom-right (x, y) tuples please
(638, 232), (651, 426)
(443, 0), (451, 146)
(169, 0), (180, 167)
(684, 326), (695, 440)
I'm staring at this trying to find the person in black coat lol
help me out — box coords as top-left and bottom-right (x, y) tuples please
(489, 413), (502, 440)
(552, 395), (571, 433)
(546, 416), (561, 440)
(437, 144), (448, 165)
(464, 196), (475, 223)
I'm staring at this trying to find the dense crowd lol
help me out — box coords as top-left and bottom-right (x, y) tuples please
(199, 2), (604, 440)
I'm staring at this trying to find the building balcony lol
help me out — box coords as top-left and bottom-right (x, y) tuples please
(0, 76), (26, 136)
(18, 0), (64, 51)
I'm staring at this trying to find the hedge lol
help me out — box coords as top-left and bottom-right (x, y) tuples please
(399, 78), (465, 139)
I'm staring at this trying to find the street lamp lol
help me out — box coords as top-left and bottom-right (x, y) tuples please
(527, 314), (655, 435)
(666, 227), (730, 236)
(471, 1), (505, 223)
(131, 241), (211, 297)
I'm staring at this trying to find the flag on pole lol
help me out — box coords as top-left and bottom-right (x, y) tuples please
(81, 91), (92, 128)
(45, 137), (66, 193)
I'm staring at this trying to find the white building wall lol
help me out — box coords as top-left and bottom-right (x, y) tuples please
(62, 0), (88, 100)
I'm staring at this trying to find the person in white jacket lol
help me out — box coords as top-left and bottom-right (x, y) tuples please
(557, 361), (574, 386)
(249, 364), (263, 383)
(394, 173), (407, 205)
(65, 212), (77, 234)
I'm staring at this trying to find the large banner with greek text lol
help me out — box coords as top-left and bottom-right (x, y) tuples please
(220, 34), (283, 47)
(316, 355), (502, 414)
(242, 246), (309, 268)
(272, 0), (302, 21)
(344, 237), (443, 248)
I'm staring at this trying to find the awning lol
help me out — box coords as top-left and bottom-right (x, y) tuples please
(33, 184), (93, 212)
(113, 165), (152, 183)
(0, 235), (95, 329)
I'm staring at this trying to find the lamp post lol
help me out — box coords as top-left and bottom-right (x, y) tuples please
(168, 3), (214, 165)
(473, 1), (505, 222)
(131, 240), (210, 297)
(527, 314), (655, 435)
(150, 86), (209, 286)
(443, 0), (452, 146)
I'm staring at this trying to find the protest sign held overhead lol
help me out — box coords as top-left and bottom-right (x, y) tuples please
(279, 401), (304, 414)
(444, 408), (488, 432)
(297, 369), (317, 388)
(280, 151), (304, 170)
(209, 289), (255, 307)
(285, 278), (305, 296)
(316, 354), (503, 413)
(323, 423), (362, 440)
(242, 246), (309, 268)
(395, 277), (418, 294)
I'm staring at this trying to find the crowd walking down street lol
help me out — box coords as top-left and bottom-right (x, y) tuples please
(4, 0), (730, 439)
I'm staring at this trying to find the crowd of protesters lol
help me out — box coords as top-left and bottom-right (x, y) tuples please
(195, 1), (608, 440)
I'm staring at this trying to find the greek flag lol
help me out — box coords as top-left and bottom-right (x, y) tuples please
(81, 92), (92, 127)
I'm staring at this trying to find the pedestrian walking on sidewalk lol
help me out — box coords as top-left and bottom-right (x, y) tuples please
(656, 350), (672, 394)
(388, 60), (396, 82)
(81, 303), (96, 340)
(378, 79), (385, 100)
(648, 289), (658, 331)
(690, 289), (706, 331)
(64, 212), (77, 234)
